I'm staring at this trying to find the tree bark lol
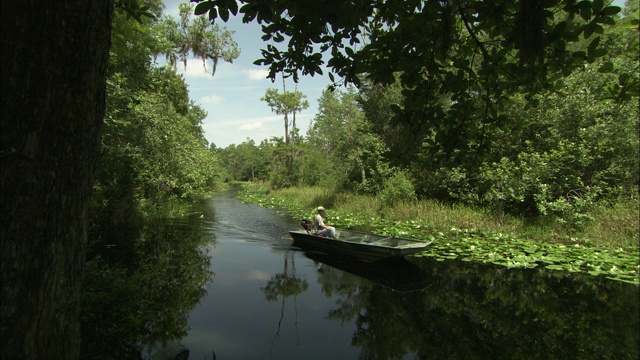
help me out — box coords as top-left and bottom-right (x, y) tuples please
(292, 83), (298, 146)
(1, 1), (113, 358)
(282, 73), (290, 144)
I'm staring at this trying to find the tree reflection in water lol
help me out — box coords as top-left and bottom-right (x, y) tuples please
(261, 250), (309, 347)
(81, 212), (215, 360)
(81, 190), (639, 360)
(262, 251), (638, 359)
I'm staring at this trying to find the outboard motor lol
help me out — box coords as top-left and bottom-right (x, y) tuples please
(300, 219), (313, 233)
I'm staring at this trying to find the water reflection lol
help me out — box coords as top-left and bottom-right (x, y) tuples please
(261, 251), (308, 344)
(305, 255), (639, 359)
(200, 193), (639, 359)
(81, 203), (216, 359)
(304, 250), (429, 292)
(84, 192), (639, 359)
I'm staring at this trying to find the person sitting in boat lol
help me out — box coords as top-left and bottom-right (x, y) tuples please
(314, 206), (336, 239)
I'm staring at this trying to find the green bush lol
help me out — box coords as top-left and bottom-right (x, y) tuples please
(379, 170), (416, 207)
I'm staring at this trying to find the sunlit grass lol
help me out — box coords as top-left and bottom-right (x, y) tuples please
(584, 199), (639, 249)
(254, 183), (638, 250)
(239, 182), (639, 284)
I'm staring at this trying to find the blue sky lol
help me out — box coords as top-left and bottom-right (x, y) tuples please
(162, 0), (629, 148)
(162, 1), (331, 148)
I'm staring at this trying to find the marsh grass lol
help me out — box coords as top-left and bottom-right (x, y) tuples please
(261, 185), (638, 250)
(583, 199), (639, 249)
(240, 183), (638, 284)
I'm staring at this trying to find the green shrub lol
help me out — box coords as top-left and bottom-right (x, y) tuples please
(379, 170), (416, 207)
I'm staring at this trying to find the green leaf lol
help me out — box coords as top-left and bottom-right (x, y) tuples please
(618, 73), (630, 86)
(584, 22), (597, 38)
(578, 1), (592, 21)
(572, 50), (586, 59)
(389, 104), (402, 114)
(345, 47), (355, 57)
(546, 264), (567, 270)
(590, 48), (608, 59)
(587, 36), (600, 54)
(194, 2), (213, 16)
(208, 7), (218, 21)
(597, 62), (614, 73)
(225, 0), (239, 16)
(554, 79), (565, 90)
(600, 6), (621, 16)
(597, 16), (616, 25)
(219, 8), (230, 22)
(592, 0), (604, 12)
(253, 58), (268, 66)
(553, 21), (568, 35)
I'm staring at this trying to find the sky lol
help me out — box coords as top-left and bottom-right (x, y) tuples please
(162, 1), (332, 149)
(161, 0), (629, 148)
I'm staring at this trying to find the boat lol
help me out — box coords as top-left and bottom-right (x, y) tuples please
(289, 219), (433, 262)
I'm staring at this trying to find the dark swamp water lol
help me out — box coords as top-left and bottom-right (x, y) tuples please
(84, 191), (639, 360)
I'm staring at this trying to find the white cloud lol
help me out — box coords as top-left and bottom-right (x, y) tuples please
(200, 115), (287, 148)
(239, 121), (263, 131)
(243, 68), (269, 80)
(201, 95), (222, 104)
(176, 59), (268, 81)
(176, 59), (216, 79)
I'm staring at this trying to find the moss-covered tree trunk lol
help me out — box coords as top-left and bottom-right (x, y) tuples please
(1, 1), (113, 358)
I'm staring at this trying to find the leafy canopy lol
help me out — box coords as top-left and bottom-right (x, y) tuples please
(153, 2), (240, 76)
(193, 0), (624, 99)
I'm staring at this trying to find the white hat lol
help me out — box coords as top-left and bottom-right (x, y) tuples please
(317, 206), (325, 211)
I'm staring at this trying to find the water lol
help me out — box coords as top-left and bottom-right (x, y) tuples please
(141, 192), (638, 360)
(177, 194), (365, 359)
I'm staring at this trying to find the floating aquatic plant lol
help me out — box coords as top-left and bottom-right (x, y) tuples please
(239, 185), (639, 285)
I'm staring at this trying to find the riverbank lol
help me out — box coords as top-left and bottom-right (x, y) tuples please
(238, 182), (639, 285)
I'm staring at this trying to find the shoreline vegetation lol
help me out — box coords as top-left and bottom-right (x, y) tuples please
(237, 182), (639, 285)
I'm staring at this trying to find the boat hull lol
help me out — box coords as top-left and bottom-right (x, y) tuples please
(289, 229), (432, 262)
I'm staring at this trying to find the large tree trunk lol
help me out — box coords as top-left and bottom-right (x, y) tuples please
(1, 1), (113, 359)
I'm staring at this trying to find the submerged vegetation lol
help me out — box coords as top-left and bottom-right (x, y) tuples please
(239, 183), (639, 285)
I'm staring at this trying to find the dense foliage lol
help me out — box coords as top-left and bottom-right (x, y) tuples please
(82, 2), (236, 357)
(70, 1), (636, 356)
(91, 1), (235, 225)
(216, 1), (638, 233)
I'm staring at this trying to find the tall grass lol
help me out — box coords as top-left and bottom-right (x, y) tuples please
(583, 199), (639, 249)
(264, 185), (638, 250)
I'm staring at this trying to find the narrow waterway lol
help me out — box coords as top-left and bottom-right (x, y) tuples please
(173, 193), (371, 359)
(146, 191), (638, 360)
